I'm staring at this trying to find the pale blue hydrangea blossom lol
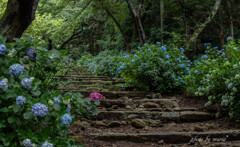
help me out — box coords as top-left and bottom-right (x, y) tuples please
(9, 64), (25, 76)
(16, 96), (26, 105)
(61, 113), (72, 126)
(32, 103), (48, 117)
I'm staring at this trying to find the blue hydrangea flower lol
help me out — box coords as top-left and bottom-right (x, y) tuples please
(171, 75), (175, 78)
(117, 68), (120, 71)
(212, 51), (215, 53)
(220, 49), (225, 51)
(195, 60), (199, 63)
(148, 48), (151, 52)
(0, 79), (8, 93)
(32, 103), (48, 117)
(132, 59), (135, 63)
(194, 70), (199, 74)
(227, 37), (233, 41)
(156, 41), (161, 45)
(204, 43), (211, 46)
(21, 77), (34, 89)
(122, 53), (126, 56)
(180, 47), (184, 53)
(16, 96), (26, 105)
(165, 55), (170, 60)
(205, 51), (210, 53)
(67, 104), (71, 112)
(0, 44), (7, 55)
(26, 47), (37, 60)
(227, 83), (233, 89)
(22, 139), (32, 147)
(137, 46), (141, 49)
(61, 113), (72, 126)
(142, 52), (145, 55)
(160, 58), (162, 61)
(166, 61), (170, 64)
(134, 54), (138, 57)
(9, 64), (25, 76)
(161, 46), (166, 52)
(201, 55), (208, 60)
(53, 97), (60, 104)
(214, 46), (218, 49)
(108, 63), (110, 66)
(181, 56), (185, 59)
(119, 62), (122, 65)
(120, 66), (124, 69)
(179, 64), (185, 68)
(144, 43), (148, 46)
(186, 67), (189, 71)
(41, 141), (53, 147)
(177, 58), (181, 63)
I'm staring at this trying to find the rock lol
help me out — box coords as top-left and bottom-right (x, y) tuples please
(180, 111), (214, 121)
(210, 144), (225, 147)
(157, 139), (164, 145)
(91, 121), (106, 127)
(78, 121), (90, 130)
(194, 126), (205, 132)
(131, 119), (146, 128)
(132, 104), (137, 109)
(144, 126), (149, 131)
(142, 102), (159, 108)
(126, 114), (138, 119)
(160, 100), (179, 108)
(125, 105), (132, 109)
(152, 93), (162, 99)
(198, 140), (208, 147)
(138, 105), (144, 108)
(71, 136), (83, 144)
(107, 121), (121, 127)
(110, 105), (119, 110)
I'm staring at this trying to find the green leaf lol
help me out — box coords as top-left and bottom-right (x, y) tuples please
(7, 117), (15, 124)
(23, 112), (33, 120)
(13, 104), (22, 113)
(0, 107), (9, 113)
(59, 49), (68, 55)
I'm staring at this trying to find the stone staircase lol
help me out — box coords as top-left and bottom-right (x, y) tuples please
(57, 66), (240, 147)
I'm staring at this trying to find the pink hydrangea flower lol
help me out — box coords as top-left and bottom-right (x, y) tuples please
(89, 92), (102, 100)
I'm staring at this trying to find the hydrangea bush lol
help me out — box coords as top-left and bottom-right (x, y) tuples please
(78, 43), (191, 93)
(184, 39), (240, 118)
(0, 36), (101, 146)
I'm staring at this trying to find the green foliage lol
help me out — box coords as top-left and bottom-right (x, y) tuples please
(78, 43), (191, 93)
(184, 40), (240, 119)
(0, 36), (99, 146)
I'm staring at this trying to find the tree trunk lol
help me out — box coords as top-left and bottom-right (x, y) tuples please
(126, 0), (147, 44)
(218, 5), (224, 47)
(160, 0), (164, 44)
(0, 0), (40, 42)
(88, 29), (95, 56)
(226, 0), (234, 39)
(99, 2), (131, 52)
(186, 0), (222, 49)
(180, 0), (189, 40)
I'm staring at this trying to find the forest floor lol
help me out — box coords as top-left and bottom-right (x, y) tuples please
(58, 66), (240, 147)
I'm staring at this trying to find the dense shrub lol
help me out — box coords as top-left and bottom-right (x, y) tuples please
(184, 39), (240, 118)
(0, 36), (100, 146)
(78, 43), (191, 93)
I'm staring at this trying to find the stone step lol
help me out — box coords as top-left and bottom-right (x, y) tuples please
(86, 130), (240, 144)
(81, 117), (236, 130)
(99, 99), (179, 109)
(59, 90), (150, 98)
(57, 80), (125, 85)
(56, 75), (109, 79)
(56, 77), (116, 82)
(93, 111), (215, 122)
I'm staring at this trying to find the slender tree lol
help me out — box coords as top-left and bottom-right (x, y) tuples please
(125, 0), (147, 44)
(186, 0), (222, 49)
